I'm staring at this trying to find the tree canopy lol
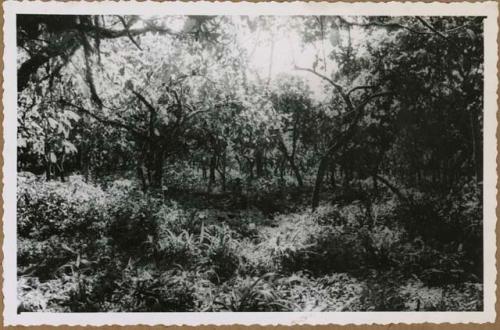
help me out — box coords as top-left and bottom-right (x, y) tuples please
(18, 15), (483, 208)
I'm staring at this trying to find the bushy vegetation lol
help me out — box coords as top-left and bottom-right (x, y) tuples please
(18, 173), (482, 312)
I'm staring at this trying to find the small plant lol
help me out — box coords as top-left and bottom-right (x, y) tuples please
(200, 224), (241, 283)
(214, 273), (291, 311)
(107, 192), (159, 255)
(153, 229), (198, 268)
(115, 267), (210, 312)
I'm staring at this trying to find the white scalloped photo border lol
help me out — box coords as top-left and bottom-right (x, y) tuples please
(2, 1), (498, 326)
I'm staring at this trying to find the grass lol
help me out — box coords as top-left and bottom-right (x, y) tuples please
(17, 175), (483, 312)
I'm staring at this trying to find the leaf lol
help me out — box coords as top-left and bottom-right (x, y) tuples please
(62, 141), (77, 154)
(58, 123), (69, 138)
(64, 110), (80, 121)
(466, 28), (476, 41)
(18, 137), (27, 148)
(61, 243), (76, 254)
(47, 117), (58, 129)
(49, 152), (57, 163)
(125, 80), (134, 90)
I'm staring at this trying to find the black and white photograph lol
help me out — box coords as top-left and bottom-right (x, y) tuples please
(3, 0), (498, 326)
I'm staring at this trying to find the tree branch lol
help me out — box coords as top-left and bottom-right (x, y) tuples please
(338, 16), (432, 35)
(339, 16), (470, 39)
(326, 91), (393, 155)
(18, 41), (80, 92)
(117, 16), (143, 50)
(416, 17), (448, 39)
(58, 99), (145, 138)
(184, 108), (211, 122)
(294, 65), (354, 111)
(355, 91), (394, 112)
(79, 30), (103, 109)
(374, 174), (412, 204)
(18, 17), (179, 92)
(74, 21), (177, 40)
(131, 89), (157, 114)
(347, 85), (380, 98)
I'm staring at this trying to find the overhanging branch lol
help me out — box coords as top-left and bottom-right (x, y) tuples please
(416, 16), (448, 39)
(58, 99), (145, 139)
(294, 65), (354, 111)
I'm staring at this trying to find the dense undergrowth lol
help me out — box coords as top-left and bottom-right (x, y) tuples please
(17, 173), (483, 312)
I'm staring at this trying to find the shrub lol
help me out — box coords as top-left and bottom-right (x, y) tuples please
(399, 279), (483, 311)
(248, 209), (320, 274)
(212, 272), (364, 312)
(281, 272), (364, 312)
(200, 224), (241, 283)
(364, 225), (404, 268)
(315, 205), (345, 226)
(153, 229), (198, 268)
(439, 180), (482, 274)
(107, 190), (160, 255)
(164, 161), (204, 192)
(359, 270), (407, 311)
(114, 267), (212, 312)
(105, 179), (139, 200)
(281, 226), (367, 274)
(213, 273), (292, 311)
(18, 276), (75, 312)
(264, 207), (366, 275)
(18, 236), (77, 281)
(155, 203), (200, 236)
(17, 174), (108, 240)
(205, 209), (268, 239)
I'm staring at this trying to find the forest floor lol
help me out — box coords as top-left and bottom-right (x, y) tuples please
(17, 174), (483, 312)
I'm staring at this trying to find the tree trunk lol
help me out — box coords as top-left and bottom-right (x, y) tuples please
(329, 164), (336, 188)
(290, 160), (304, 188)
(372, 174), (378, 193)
(279, 158), (286, 182)
(208, 154), (216, 193)
(137, 147), (150, 192)
(56, 154), (66, 182)
(137, 162), (149, 192)
(202, 161), (207, 180)
(45, 160), (52, 181)
(82, 149), (90, 182)
(470, 109), (481, 183)
(311, 156), (329, 210)
(151, 150), (164, 188)
(248, 159), (254, 181)
(255, 149), (264, 178)
(278, 137), (303, 187)
(219, 150), (227, 192)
